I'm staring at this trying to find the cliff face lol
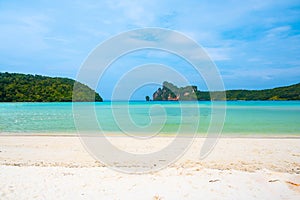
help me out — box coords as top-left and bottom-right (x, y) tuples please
(152, 81), (197, 101)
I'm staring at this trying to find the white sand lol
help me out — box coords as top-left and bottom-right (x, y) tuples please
(1, 136), (300, 199)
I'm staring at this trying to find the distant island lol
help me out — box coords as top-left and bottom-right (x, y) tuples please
(152, 81), (300, 101)
(0, 72), (103, 102)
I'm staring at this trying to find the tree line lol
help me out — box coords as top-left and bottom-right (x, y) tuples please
(152, 81), (300, 101)
(0, 72), (103, 102)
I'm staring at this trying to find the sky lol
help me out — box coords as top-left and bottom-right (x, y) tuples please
(0, 0), (300, 100)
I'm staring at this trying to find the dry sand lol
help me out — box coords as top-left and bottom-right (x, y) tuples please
(0, 135), (300, 199)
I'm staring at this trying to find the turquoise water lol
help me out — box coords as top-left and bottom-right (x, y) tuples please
(0, 101), (299, 135)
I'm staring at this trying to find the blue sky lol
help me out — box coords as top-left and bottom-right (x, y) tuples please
(1, 0), (300, 100)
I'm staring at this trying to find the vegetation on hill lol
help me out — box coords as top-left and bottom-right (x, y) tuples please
(0, 72), (103, 102)
(152, 81), (300, 101)
(152, 81), (197, 101)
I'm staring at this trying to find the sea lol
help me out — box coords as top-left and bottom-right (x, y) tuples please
(0, 101), (299, 136)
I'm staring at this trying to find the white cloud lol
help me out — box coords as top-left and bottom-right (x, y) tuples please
(266, 26), (291, 38)
(0, 14), (50, 53)
(205, 48), (231, 61)
(1, 0), (300, 94)
(107, 0), (156, 27)
(223, 66), (300, 80)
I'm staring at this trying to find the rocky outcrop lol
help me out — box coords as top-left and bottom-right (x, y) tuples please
(151, 81), (300, 101)
(152, 81), (197, 101)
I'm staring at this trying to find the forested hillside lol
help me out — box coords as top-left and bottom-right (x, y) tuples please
(152, 81), (300, 101)
(0, 72), (103, 102)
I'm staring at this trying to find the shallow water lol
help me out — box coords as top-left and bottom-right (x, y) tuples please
(0, 101), (299, 135)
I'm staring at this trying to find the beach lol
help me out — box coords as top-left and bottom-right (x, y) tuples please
(1, 135), (300, 199)
(2, 0), (300, 199)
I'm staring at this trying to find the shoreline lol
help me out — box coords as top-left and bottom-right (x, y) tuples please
(1, 132), (300, 138)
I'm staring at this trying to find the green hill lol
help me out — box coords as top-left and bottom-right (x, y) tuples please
(0, 72), (103, 102)
(152, 81), (300, 101)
